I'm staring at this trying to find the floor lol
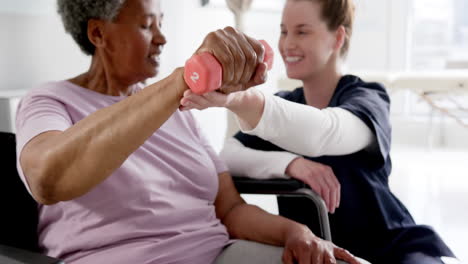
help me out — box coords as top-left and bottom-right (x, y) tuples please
(390, 146), (468, 262)
(242, 146), (468, 263)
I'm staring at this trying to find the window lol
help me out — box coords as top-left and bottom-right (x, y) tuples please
(410, 0), (468, 70)
(203, 0), (284, 11)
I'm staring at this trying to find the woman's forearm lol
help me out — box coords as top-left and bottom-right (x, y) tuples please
(223, 202), (308, 246)
(215, 171), (309, 247)
(225, 89), (265, 130)
(220, 138), (298, 179)
(21, 68), (188, 204)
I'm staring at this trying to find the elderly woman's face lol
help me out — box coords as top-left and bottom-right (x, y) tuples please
(101, 0), (166, 83)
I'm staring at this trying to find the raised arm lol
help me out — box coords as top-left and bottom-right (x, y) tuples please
(234, 91), (375, 157)
(20, 70), (187, 205)
(181, 89), (374, 157)
(19, 28), (267, 205)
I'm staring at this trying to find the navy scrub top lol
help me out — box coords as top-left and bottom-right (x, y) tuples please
(234, 75), (454, 263)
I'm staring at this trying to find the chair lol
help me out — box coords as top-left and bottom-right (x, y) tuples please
(0, 131), (330, 263)
(0, 132), (64, 264)
(232, 176), (331, 241)
(224, 108), (331, 241)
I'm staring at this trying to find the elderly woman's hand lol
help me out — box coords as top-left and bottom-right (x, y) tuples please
(283, 225), (361, 264)
(194, 27), (268, 93)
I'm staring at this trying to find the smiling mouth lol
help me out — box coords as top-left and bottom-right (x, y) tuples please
(285, 56), (303, 63)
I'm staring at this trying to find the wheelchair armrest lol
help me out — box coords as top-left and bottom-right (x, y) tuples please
(0, 244), (65, 264)
(232, 176), (332, 241)
(233, 177), (308, 193)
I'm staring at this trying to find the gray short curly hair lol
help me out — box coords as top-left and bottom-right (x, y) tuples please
(57, 0), (126, 56)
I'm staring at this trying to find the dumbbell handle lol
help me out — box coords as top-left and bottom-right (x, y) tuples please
(184, 40), (274, 95)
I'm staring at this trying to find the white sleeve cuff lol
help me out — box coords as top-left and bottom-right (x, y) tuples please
(236, 91), (274, 136)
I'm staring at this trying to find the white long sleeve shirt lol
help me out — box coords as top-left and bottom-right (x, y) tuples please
(221, 92), (376, 179)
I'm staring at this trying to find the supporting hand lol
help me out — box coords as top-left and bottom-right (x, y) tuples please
(286, 157), (341, 213)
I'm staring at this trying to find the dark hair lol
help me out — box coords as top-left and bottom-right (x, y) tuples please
(57, 0), (126, 55)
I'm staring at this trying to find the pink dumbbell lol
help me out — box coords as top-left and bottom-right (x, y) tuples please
(184, 40), (274, 95)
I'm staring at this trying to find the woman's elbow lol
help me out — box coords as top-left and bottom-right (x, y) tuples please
(299, 142), (323, 157)
(22, 152), (64, 205)
(33, 185), (61, 205)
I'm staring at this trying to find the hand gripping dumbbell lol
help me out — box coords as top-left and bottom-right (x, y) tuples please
(184, 40), (274, 95)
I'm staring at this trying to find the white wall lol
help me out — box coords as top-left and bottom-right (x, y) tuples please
(0, 1), (89, 91)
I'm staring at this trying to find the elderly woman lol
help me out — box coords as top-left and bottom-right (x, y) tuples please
(15, 0), (364, 263)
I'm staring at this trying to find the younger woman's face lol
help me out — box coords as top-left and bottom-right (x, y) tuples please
(279, 0), (340, 81)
